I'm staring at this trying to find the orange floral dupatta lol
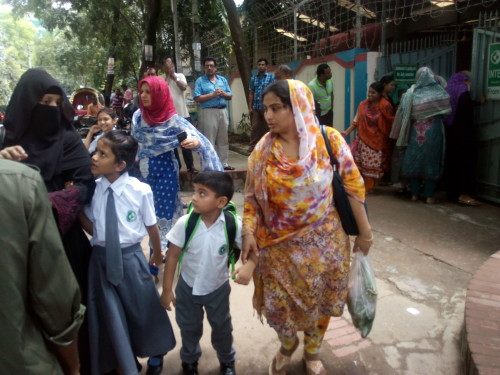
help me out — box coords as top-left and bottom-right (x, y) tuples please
(243, 80), (364, 248)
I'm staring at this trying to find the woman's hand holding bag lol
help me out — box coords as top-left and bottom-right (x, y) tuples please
(353, 234), (373, 255)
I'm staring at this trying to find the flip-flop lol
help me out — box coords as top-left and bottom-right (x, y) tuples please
(458, 197), (481, 206)
(303, 358), (326, 375)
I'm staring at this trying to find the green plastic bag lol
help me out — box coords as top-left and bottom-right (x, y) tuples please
(347, 252), (377, 338)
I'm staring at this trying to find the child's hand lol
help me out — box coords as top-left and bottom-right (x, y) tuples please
(88, 124), (100, 136)
(149, 252), (163, 268)
(231, 262), (255, 285)
(160, 290), (176, 311)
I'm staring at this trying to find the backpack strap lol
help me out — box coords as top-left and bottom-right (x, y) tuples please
(223, 204), (240, 279)
(223, 208), (237, 251)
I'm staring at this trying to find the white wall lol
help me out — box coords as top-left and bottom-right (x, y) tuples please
(229, 51), (374, 134)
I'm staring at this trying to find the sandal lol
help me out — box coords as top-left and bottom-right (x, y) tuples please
(425, 197), (438, 205)
(303, 358), (326, 375)
(269, 350), (291, 375)
(269, 339), (299, 375)
(458, 196), (481, 207)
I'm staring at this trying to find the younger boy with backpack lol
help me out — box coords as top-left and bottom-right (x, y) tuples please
(161, 171), (257, 375)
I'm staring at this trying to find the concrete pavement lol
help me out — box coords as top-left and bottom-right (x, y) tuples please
(141, 149), (500, 375)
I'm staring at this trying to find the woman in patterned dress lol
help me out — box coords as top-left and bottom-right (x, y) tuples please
(390, 67), (451, 204)
(344, 81), (395, 192)
(132, 76), (222, 250)
(242, 80), (373, 375)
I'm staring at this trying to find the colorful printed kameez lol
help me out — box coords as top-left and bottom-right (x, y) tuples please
(243, 80), (365, 339)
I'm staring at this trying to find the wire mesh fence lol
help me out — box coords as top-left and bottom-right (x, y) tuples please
(200, 0), (499, 75)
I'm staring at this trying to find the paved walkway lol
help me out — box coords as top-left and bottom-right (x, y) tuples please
(141, 149), (500, 375)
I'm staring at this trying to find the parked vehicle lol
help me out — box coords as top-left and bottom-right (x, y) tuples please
(70, 88), (105, 137)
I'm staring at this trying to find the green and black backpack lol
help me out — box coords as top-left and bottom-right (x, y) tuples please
(177, 201), (241, 279)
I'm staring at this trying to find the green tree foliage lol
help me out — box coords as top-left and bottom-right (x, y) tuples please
(0, 11), (36, 104)
(3, 0), (247, 103)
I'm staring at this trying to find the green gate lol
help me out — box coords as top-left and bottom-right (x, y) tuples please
(471, 13), (500, 204)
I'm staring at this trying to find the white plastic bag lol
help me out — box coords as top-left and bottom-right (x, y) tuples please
(347, 252), (377, 337)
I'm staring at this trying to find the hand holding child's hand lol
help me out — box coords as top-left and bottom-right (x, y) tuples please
(241, 234), (259, 264)
(160, 290), (176, 311)
(149, 252), (163, 269)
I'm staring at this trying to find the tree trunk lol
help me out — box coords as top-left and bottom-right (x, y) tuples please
(104, 6), (120, 106)
(140, 0), (162, 77)
(221, 0), (250, 107)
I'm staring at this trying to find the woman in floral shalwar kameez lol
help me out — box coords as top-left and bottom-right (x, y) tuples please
(242, 80), (373, 375)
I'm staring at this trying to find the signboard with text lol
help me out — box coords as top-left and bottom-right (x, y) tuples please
(487, 42), (500, 100)
(394, 64), (418, 84)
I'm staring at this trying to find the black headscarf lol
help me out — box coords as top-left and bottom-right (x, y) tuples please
(3, 69), (87, 184)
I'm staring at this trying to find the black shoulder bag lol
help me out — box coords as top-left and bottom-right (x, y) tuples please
(320, 125), (363, 235)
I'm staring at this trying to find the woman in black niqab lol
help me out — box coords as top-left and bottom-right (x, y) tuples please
(2, 69), (94, 374)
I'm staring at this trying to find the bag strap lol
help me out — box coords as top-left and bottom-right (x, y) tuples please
(223, 208), (237, 253)
(223, 208), (239, 279)
(320, 125), (337, 172)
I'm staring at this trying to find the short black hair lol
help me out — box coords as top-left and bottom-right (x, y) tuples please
(380, 75), (395, 85)
(257, 58), (269, 65)
(370, 81), (385, 94)
(97, 107), (117, 119)
(316, 63), (330, 76)
(193, 171), (234, 201)
(277, 64), (293, 75)
(101, 130), (138, 173)
(262, 80), (292, 109)
(203, 57), (217, 66)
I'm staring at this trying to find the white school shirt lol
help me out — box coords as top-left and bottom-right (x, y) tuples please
(88, 133), (104, 154)
(84, 172), (157, 247)
(167, 211), (242, 296)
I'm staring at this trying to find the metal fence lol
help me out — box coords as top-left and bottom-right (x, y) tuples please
(200, 0), (499, 75)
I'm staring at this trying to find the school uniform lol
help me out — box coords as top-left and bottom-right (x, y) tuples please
(88, 133), (104, 154)
(166, 211), (242, 365)
(85, 172), (175, 375)
(88, 127), (117, 154)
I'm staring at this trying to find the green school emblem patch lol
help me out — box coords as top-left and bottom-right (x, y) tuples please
(218, 244), (227, 256)
(126, 210), (137, 222)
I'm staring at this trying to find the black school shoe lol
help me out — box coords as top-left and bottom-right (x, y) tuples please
(182, 361), (199, 375)
(146, 357), (163, 375)
(220, 361), (236, 375)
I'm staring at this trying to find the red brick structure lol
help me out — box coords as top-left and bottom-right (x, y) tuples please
(462, 251), (500, 375)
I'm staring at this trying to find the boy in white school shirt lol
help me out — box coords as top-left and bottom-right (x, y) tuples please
(161, 171), (257, 375)
(79, 130), (175, 375)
